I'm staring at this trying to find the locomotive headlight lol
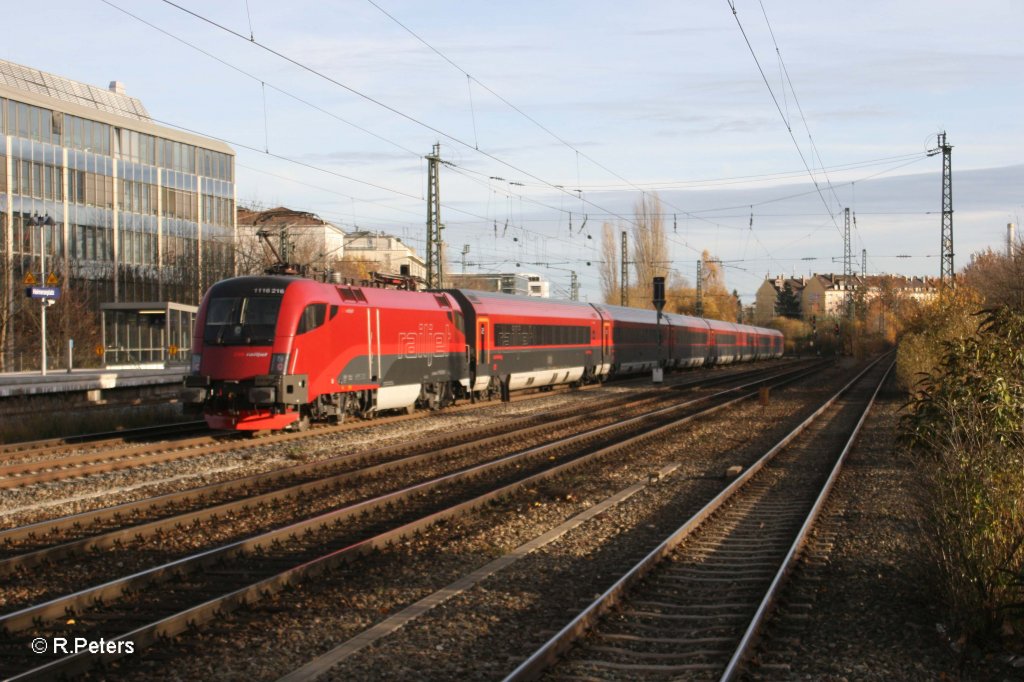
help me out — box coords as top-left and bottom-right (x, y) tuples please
(190, 353), (202, 374)
(269, 353), (288, 375)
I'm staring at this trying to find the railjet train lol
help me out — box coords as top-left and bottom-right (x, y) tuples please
(182, 276), (784, 431)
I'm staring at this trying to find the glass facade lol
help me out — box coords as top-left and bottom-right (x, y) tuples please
(0, 95), (235, 304)
(0, 70), (236, 370)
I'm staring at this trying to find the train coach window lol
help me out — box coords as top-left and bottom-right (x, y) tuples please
(494, 323), (589, 347)
(297, 303), (328, 335)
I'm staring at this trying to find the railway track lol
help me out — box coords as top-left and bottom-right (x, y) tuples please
(0, 378), (593, 490)
(0, 361), (820, 680)
(0, 379), (702, 575)
(0, 420), (209, 458)
(500, 354), (894, 681)
(0, 361), (803, 494)
(0, 361), (815, 612)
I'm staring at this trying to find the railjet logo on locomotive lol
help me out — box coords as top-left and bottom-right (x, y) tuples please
(182, 275), (783, 431)
(397, 322), (450, 367)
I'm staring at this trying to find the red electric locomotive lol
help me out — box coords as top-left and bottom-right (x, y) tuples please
(183, 276), (468, 430)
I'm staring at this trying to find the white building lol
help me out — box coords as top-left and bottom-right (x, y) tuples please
(448, 272), (551, 297)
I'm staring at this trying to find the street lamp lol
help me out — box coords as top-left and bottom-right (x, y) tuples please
(27, 214), (55, 376)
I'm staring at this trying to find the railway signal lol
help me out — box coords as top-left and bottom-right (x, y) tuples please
(652, 276), (666, 384)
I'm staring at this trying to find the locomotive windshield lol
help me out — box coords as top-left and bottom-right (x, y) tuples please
(203, 295), (282, 346)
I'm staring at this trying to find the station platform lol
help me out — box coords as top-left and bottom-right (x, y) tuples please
(0, 367), (186, 400)
(0, 366), (186, 413)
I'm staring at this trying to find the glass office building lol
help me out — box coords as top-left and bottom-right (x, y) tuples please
(0, 59), (236, 369)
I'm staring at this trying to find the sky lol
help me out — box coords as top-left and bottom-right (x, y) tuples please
(6, 0), (1023, 303)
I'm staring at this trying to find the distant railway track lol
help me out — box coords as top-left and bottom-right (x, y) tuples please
(0, 361), (801, 491)
(502, 354), (893, 682)
(0, 361), (820, 680)
(0, 420), (209, 460)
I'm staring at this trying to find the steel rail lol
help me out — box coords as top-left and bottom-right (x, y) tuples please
(0, 366), (719, 544)
(0, 372), (604, 489)
(719, 355), (895, 681)
(1, 361), (814, 631)
(0, 420), (208, 458)
(0, 376), (719, 575)
(0, 360), (804, 548)
(2, 363), (817, 680)
(502, 354), (888, 681)
(0, 361), (796, 488)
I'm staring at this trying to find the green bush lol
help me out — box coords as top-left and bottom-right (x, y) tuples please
(902, 306), (1024, 643)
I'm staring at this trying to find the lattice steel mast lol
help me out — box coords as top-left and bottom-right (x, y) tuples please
(426, 143), (443, 289)
(620, 231), (628, 306)
(844, 207), (852, 318)
(938, 132), (954, 286)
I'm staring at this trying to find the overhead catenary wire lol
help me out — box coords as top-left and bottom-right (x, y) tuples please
(362, 0), (764, 271)
(115, 0), (927, 252)
(89, 0), (950, 302)
(158, 0), (643, 231)
(100, 0), (422, 159)
(724, 0), (844, 240)
(756, 0), (844, 215)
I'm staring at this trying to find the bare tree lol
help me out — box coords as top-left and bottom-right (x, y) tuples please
(669, 252), (737, 321)
(333, 257), (375, 283)
(235, 226), (334, 277)
(699, 253), (739, 321)
(631, 193), (667, 306)
(0, 248), (23, 372)
(599, 221), (620, 304)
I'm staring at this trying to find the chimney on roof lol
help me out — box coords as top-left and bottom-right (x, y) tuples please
(109, 81), (126, 96)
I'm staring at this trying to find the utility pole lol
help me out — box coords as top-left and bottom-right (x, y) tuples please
(570, 271), (579, 301)
(620, 230), (628, 307)
(938, 132), (954, 287)
(426, 143), (443, 289)
(844, 207), (852, 319)
(861, 248), (867, 278)
(695, 258), (704, 317)
(461, 244), (470, 274)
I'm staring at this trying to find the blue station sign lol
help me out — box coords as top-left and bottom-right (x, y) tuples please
(26, 286), (61, 299)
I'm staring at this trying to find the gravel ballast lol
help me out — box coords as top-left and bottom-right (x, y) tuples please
(25, 364), (1021, 680)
